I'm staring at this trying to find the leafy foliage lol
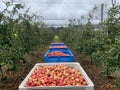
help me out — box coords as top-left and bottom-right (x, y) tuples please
(59, 4), (120, 77)
(0, 1), (54, 80)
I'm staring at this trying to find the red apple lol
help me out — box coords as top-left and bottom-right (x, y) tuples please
(25, 64), (87, 87)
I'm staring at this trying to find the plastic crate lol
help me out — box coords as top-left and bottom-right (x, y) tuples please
(49, 48), (68, 52)
(49, 45), (67, 48)
(49, 45), (68, 52)
(19, 62), (94, 90)
(44, 50), (74, 63)
(50, 42), (65, 46)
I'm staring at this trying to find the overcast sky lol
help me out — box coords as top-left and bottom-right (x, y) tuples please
(0, 0), (120, 26)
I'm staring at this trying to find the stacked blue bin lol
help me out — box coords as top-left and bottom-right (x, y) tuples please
(44, 43), (74, 63)
(50, 42), (65, 46)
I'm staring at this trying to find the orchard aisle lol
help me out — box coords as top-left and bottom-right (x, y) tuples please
(0, 43), (118, 90)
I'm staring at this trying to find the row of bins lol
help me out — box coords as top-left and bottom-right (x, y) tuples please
(44, 42), (74, 63)
(19, 42), (94, 90)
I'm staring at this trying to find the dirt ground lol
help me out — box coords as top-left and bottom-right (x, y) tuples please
(0, 45), (119, 90)
(74, 54), (119, 90)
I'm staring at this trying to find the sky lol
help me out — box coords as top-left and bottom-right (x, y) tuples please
(0, 0), (120, 26)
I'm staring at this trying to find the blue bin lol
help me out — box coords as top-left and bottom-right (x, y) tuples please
(49, 48), (68, 52)
(49, 45), (68, 52)
(50, 43), (65, 46)
(44, 50), (74, 63)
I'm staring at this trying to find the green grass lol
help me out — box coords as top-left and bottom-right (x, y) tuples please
(115, 68), (120, 88)
(53, 35), (60, 43)
(115, 78), (120, 88)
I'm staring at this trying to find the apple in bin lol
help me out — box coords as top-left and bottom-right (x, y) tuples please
(25, 65), (87, 87)
(48, 51), (69, 56)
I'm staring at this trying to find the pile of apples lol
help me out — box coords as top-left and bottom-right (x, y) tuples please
(50, 46), (67, 48)
(25, 64), (87, 87)
(48, 51), (69, 56)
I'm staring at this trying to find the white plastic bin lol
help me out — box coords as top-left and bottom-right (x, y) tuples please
(19, 62), (94, 90)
